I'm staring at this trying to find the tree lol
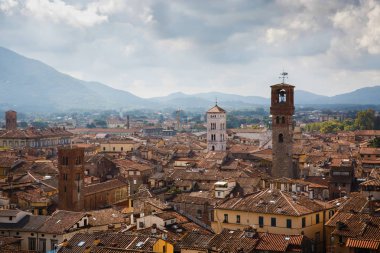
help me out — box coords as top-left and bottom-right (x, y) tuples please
(354, 109), (375, 130)
(31, 121), (49, 129)
(369, 137), (380, 148)
(19, 121), (28, 128)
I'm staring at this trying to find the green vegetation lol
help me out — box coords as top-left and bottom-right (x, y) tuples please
(226, 108), (268, 128)
(305, 109), (378, 134)
(369, 137), (380, 148)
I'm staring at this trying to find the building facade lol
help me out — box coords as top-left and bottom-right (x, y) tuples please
(270, 83), (295, 178)
(58, 147), (85, 211)
(206, 104), (227, 152)
(5, 110), (17, 130)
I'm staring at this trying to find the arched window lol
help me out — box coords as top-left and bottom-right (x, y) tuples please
(279, 89), (286, 103)
(279, 134), (284, 143)
(212, 146), (215, 151)
(282, 117), (285, 124)
(276, 116), (280, 124)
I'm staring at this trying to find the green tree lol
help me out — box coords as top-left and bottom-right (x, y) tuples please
(369, 137), (380, 148)
(354, 109), (375, 130)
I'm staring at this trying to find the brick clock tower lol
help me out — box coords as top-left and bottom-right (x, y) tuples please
(58, 147), (85, 211)
(270, 80), (295, 178)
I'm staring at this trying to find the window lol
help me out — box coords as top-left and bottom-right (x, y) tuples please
(39, 238), (46, 253)
(302, 217), (306, 228)
(121, 147), (123, 151)
(271, 217), (276, 227)
(315, 232), (320, 243)
(279, 89), (286, 103)
(279, 134), (284, 143)
(259, 216), (264, 228)
(113, 147), (116, 151)
(276, 116), (280, 124)
(236, 215), (240, 224)
(282, 117), (285, 124)
(28, 238), (36, 251)
(51, 240), (58, 251)
(286, 219), (292, 228)
(223, 214), (228, 223)
(103, 147), (106, 151)
(316, 214), (320, 224)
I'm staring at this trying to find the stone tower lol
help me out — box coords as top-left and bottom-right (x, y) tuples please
(5, 110), (17, 130)
(270, 83), (295, 178)
(207, 103), (227, 152)
(58, 147), (85, 211)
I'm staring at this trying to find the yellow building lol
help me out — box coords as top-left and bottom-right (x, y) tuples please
(212, 189), (335, 252)
(100, 140), (140, 153)
(153, 238), (174, 253)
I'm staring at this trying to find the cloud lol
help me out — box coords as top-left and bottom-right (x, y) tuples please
(0, 0), (379, 98)
(332, 0), (380, 54)
(0, 0), (108, 27)
(0, 0), (18, 13)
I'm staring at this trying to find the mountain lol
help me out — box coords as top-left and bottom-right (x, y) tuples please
(330, 86), (380, 104)
(150, 91), (269, 109)
(0, 47), (150, 112)
(0, 46), (379, 112)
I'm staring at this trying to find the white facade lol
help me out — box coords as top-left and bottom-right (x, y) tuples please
(214, 181), (236, 198)
(207, 105), (227, 152)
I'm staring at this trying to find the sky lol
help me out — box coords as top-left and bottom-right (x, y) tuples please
(0, 0), (379, 98)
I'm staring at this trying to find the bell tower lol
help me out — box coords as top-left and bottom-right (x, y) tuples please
(58, 147), (85, 211)
(270, 75), (295, 178)
(207, 102), (227, 152)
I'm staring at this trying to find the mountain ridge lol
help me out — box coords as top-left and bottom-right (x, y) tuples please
(0, 46), (379, 112)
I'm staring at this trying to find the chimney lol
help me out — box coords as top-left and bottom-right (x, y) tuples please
(151, 223), (157, 235)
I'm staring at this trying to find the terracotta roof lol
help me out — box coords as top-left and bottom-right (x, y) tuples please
(360, 179), (380, 187)
(59, 232), (159, 253)
(114, 159), (152, 172)
(83, 178), (128, 196)
(360, 147), (380, 155)
(178, 229), (305, 252)
(87, 208), (125, 227)
(346, 238), (380, 250)
(217, 189), (331, 216)
(0, 127), (73, 139)
(38, 210), (87, 234)
(270, 83), (295, 88)
(355, 130), (380, 136)
(207, 104), (226, 113)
